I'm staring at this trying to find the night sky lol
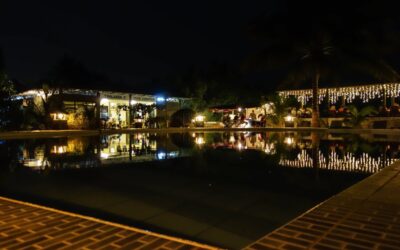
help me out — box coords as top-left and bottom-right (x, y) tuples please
(0, 1), (277, 92)
(1, 1), (400, 96)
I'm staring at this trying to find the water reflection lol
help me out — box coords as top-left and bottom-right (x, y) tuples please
(2, 132), (399, 174)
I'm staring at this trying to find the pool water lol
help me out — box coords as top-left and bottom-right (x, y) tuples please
(0, 132), (398, 249)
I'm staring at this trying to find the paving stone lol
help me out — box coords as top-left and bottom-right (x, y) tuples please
(243, 160), (400, 250)
(0, 196), (217, 250)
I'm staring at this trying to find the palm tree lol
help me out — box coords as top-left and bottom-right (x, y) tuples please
(246, 1), (400, 127)
(344, 105), (377, 128)
(264, 93), (293, 127)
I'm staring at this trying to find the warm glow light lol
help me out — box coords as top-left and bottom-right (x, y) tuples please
(51, 113), (67, 120)
(284, 137), (295, 145)
(238, 107), (242, 112)
(194, 115), (205, 122)
(100, 98), (109, 104)
(130, 100), (137, 105)
(195, 136), (205, 145)
(284, 115), (294, 122)
(100, 152), (109, 159)
(278, 83), (400, 105)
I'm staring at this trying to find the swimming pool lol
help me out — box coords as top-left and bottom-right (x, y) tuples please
(0, 132), (398, 249)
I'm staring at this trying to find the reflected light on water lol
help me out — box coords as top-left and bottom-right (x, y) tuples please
(264, 143), (276, 155)
(51, 146), (67, 154)
(13, 132), (400, 175)
(284, 137), (295, 146)
(279, 149), (398, 173)
(195, 136), (205, 145)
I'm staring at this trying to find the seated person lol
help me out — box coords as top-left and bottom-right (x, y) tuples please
(337, 106), (345, 116)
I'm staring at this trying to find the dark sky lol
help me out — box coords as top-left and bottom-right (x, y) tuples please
(0, 1), (277, 90)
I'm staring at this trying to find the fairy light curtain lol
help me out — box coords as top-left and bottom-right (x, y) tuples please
(277, 83), (400, 105)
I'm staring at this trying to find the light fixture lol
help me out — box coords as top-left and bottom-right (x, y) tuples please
(284, 115), (294, 122)
(51, 113), (67, 121)
(156, 96), (165, 103)
(194, 115), (205, 122)
(100, 152), (109, 159)
(284, 137), (294, 145)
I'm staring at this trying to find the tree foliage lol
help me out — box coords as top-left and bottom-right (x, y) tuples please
(246, 1), (400, 86)
(246, 1), (400, 127)
(344, 105), (377, 128)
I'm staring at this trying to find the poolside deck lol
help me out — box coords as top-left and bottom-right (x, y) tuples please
(245, 160), (400, 250)
(0, 196), (217, 250)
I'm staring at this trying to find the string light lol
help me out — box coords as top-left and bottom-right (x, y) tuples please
(278, 83), (400, 104)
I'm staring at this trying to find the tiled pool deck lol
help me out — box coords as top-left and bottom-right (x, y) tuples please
(246, 161), (400, 250)
(1, 160), (400, 249)
(0, 196), (218, 250)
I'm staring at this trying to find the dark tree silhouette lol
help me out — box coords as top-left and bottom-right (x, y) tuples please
(0, 49), (4, 72)
(46, 54), (110, 90)
(247, 1), (400, 127)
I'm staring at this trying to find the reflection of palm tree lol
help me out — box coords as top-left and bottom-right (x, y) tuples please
(311, 132), (320, 183)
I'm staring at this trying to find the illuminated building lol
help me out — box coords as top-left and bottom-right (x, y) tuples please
(15, 89), (190, 129)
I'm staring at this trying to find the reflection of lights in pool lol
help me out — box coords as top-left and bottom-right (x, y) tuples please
(195, 137), (205, 145)
(284, 137), (295, 145)
(51, 146), (67, 154)
(157, 152), (166, 159)
(284, 115), (294, 122)
(168, 151), (179, 157)
(279, 150), (398, 174)
(264, 143), (276, 155)
(100, 152), (109, 159)
(24, 159), (43, 168)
